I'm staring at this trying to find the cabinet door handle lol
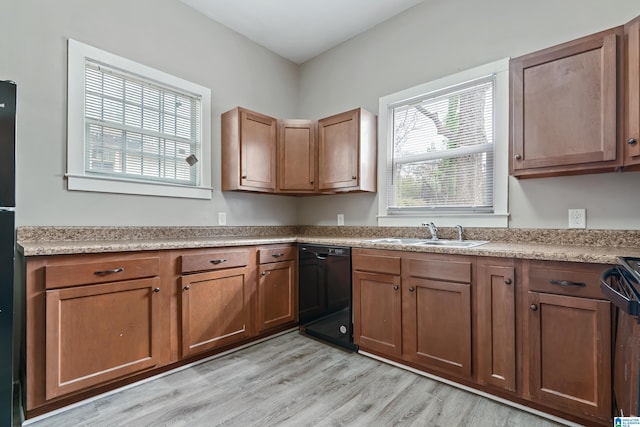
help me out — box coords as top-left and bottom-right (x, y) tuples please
(94, 267), (124, 276)
(261, 271), (268, 277)
(550, 279), (585, 287)
(310, 180), (314, 184)
(504, 278), (512, 285)
(514, 154), (522, 160)
(628, 138), (637, 145)
(183, 285), (190, 291)
(393, 285), (399, 290)
(408, 287), (415, 292)
(241, 175), (247, 179)
(351, 176), (357, 180)
(272, 253), (285, 258)
(530, 304), (538, 311)
(210, 258), (228, 264)
(153, 288), (160, 293)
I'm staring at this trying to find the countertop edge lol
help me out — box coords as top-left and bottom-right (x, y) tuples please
(17, 235), (640, 264)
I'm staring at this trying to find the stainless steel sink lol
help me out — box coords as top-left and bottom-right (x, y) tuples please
(365, 238), (489, 248)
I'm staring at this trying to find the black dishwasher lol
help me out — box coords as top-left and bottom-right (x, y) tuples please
(298, 244), (357, 351)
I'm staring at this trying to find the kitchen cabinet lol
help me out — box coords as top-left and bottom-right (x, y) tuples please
(278, 119), (316, 193)
(180, 248), (254, 357)
(625, 15), (640, 168)
(477, 258), (517, 393)
(522, 260), (611, 422)
(510, 26), (623, 178)
(257, 245), (297, 332)
(402, 254), (473, 379)
(222, 107), (277, 192)
(352, 249), (402, 357)
(26, 252), (167, 412)
(318, 108), (376, 192)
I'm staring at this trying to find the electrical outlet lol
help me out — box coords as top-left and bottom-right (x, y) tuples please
(218, 212), (227, 226)
(568, 209), (586, 229)
(337, 214), (345, 226)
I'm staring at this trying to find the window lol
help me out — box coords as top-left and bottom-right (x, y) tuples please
(67, 39), (212, 199)
(378, 59), (509, 227)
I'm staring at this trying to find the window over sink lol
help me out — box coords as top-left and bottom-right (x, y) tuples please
(378, 58), (509, 227)
(66, 39), (212, 199)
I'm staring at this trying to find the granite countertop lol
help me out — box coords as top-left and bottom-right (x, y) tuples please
(15, 226), (640, 264)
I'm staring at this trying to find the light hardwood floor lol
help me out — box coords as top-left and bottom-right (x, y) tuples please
(21, 332), (566, 427)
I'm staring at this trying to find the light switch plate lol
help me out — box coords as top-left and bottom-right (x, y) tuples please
(218, 212), (227, 226)
(568, 209), (586, 229)
(337, 214), (345, 226)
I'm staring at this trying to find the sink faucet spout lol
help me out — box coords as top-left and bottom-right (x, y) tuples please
(424, 222), (438, 240)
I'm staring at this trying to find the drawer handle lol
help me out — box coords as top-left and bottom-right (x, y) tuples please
(550, 279), (585, 287)
(210, 258), (228, 264)
(272, 253), (285, 258)
(94, 267), (124, 276)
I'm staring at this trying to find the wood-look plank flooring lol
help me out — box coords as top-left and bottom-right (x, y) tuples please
(21, 332), (566, 427)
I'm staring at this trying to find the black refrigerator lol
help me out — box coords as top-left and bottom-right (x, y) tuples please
(0, 80), (16, 427)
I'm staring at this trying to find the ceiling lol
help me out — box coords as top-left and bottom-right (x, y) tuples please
(180, 0), (425, 64)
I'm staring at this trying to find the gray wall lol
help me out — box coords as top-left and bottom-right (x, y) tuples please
(0, 0), (300, 227)
(296, 0), (640, 229)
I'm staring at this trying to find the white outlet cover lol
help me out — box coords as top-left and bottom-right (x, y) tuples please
(337, 214), (345, 226)
(218, 212), (227, 226)
(568, 209), (586, 229)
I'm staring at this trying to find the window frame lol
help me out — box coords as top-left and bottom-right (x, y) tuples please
(377, 58), (510, 227)
(67, 39), (212, 199)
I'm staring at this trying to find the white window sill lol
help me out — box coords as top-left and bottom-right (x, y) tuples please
(66, 174), (212, 200)
(377, 213), (510, 228)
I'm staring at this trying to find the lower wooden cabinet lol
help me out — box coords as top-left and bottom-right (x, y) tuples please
(258, 260), (296, 332)
(477, 259), (517, 392)
(402, 255), (473, 379)
(180, 266), (253, 357)
(352, 270), (402, 357)
(45, 277), (162, 399)
(526, 291), (611, 420)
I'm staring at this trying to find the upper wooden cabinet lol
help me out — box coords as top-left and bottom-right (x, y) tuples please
(277, 119), (316, 193)
(510, 27), (623, 178)
(222, 106), (376, 195)
(318, 108), (377, 193)
(625, 15), (640, 168)
(222, 107), (277, 192)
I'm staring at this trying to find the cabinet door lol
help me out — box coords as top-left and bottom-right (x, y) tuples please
(625, 15), (640, 167)
(403, 276), (472, 378)
(278, 119), (316, 192)
(45, 278), (161, 399)
(181, 267), (253, 357)
(511, 27), (622, 177)
(318, 109), (359, 191)
(240, 110), (276, 190)
(352, 271), (402, 357)
(477, 262), (516, 392)
(526, 291), (611, 420)
(258, 260), (296, 332)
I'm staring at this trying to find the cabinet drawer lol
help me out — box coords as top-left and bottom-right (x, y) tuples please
(525, 260), (607, 299)
(258, 246), (296, 264)
(181, 249), (250, 274)
(352, 250), (401, 275)
(405, 257), (472, 283)
(45, 257), (160, 290)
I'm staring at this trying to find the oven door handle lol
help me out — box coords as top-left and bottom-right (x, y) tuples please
(600, 267), (640, 316)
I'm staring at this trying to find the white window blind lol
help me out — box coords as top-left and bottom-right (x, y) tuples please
(84, 60), (201, 186)
(388, 75), (495, 213)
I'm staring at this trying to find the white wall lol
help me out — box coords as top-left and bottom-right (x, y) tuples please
(296, 0), (640, 229)
(0, 0), (300, 226)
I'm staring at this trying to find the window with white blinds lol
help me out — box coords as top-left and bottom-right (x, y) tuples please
(67, 39), (212, 199)
(84, 61), (201, 185)
(389, 76), (495, 213)
(378, 58), (509, 227)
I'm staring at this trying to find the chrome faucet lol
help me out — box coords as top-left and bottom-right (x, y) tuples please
(426, 222), (438, 240)
(455, 225), (464, 241)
